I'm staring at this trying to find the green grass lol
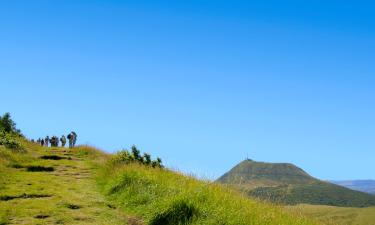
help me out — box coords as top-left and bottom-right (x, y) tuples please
(248, 182), (375, 207)
(287, 204), (375, 225)
(0, 142), (127, 224)
(98, 160), (319, 225)
(0, 140), (320, 225)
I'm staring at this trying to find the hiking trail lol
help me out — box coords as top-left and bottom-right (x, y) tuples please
(0, 146), (131, 225)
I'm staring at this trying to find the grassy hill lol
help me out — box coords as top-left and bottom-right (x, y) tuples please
(0, 140), (127, 224)
(217, 159), (375, 207)
(287, 204), (375, 225)
(0, 138), (319, 224)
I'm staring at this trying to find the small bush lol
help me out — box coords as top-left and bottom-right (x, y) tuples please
(112, 146), (163, 168)
(150, 200), (198, 225)
(131, 146), (141, 161)
(0, 113), (22, 136)
(0, 131), (23, 151)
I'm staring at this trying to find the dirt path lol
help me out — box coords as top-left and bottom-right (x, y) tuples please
(0, 147), (127, 225)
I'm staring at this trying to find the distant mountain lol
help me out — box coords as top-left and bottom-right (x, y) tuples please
(217, 159), (375, 207)
(329, 180), (375, 195)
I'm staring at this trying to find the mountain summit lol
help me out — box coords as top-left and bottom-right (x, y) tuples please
(217, 159), (375, 207)
(217, 159), (315, 188)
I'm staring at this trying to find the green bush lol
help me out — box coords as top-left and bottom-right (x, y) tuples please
(112, 146), (163, 168)
(0, 131), (23, 151)
(0, 113), (22, 136)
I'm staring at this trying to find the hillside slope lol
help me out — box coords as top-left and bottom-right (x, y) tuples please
(97, 160), (317, 225)
(329, 180), (375, 195)
(287, 204), (375, 225)
(217, 159), (375, 207)
(0, 140), (320, 225)
(0, 142), (127, 224)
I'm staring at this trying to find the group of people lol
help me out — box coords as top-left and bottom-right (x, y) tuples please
(34, 131), (77, 148)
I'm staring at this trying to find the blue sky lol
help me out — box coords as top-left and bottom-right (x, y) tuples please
(1, 0), (374, 180)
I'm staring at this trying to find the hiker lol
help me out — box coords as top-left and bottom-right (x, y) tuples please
(67, 132), (73, 148)
(60, 135), (66, 147)
(54, 136), (60, 147)
(67, 131), (77, 148)
(72, 131), (77, 147)
(45, 136), (49, 147)
(55, 136), (60, 147)
(41, 139), (45, 146)
(49, 136), (54, 147)
(50, 136), (59, 147)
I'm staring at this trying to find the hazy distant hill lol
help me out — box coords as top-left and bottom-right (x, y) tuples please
(329, 180), (375, 195)
(217, 159), (375, 207)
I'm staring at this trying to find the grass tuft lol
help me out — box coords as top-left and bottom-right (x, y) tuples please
(150, 199), (198, 225)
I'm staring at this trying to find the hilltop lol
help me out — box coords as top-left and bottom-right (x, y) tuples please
(217, 159), (375, 207)
(0, 139), (318, 224)
(217, 159), (315, 188)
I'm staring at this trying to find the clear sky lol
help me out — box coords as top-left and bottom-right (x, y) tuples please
(1, 0), (374, 180)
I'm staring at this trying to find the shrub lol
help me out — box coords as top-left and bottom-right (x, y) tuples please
(143, 153), (151, 165)
(0, 131), (23, 151)
(112, 146), (163, 168)
(0, 113), (22, 136)
(131, 145), (141, 161)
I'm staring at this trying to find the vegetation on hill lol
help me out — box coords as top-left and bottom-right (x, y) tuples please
(217, 159), (315, 187)
(0, 112), (22, 136)
(0, 113), (321, 224)
(97, 156), (318, 225)
(217, 159), (375, 207)
(0, 113), (319, 225)
(0, 143), (319, 225)
(112, 145), (163, 168)
(249, 181), (375, 207)
(287, 204), (375, 225)
(0, 113), (24, 151)
(329, 180), (375, 195)
(0, 131), (23, 151)
(0, 142), (128, 224)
